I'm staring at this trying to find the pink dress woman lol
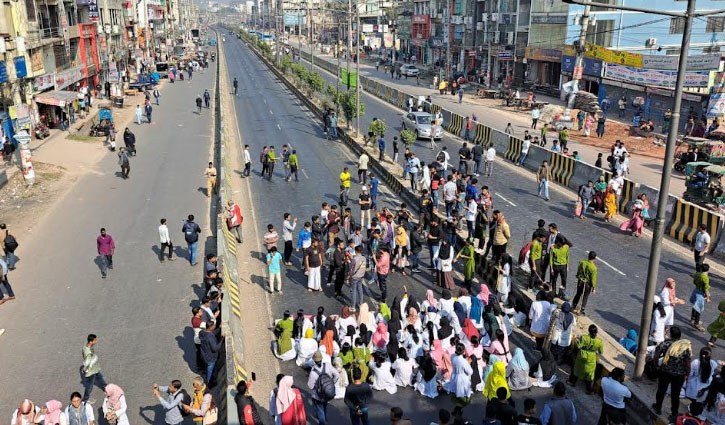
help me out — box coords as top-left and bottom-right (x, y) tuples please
(619, 199), (645, 237)
(583, 115), (594, 137)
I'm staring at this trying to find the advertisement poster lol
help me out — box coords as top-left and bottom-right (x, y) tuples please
(88, 0), (100, 21)
(585, 43), (643, 68)
(605, 64), (710, 88)
(562, 55), (603, 77)
(641, 54), (721, 71)
(14, 56), (27, 78)
(707, 93), (725, 118)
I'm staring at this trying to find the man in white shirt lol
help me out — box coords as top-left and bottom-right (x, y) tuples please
(599, 368), (630, 425)
(531, 107), (541, 129)
(282, 213), (297, 265)
(464, 196), (477, 238)
(613, 142), (628, 163)
(358, 152), (370, 184)
(518, 137), (531, 166)
(442, 175), (458, 218)
(436, 147), (450, 177)
(529, 291), (552, 350)
(243, 144), (252, 177)
(158, 218), (175, 261)
(694, 224), (711, 271)
(608, 173), (625, 206)
(484, 144), (496, 177)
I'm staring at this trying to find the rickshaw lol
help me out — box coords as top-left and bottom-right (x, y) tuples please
(89, 107), (114, 137)
(683, 161), (725, 208)
(674, 137), (725, 172)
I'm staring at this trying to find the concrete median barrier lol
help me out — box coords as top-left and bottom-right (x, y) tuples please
(490, 130), (509, 155)
(504, 136), (523, 164)
(667, 198), (721, 248)
(447, 113), (464, 137)
(549, 151), (575, 188)
(473, 123), (492, 146)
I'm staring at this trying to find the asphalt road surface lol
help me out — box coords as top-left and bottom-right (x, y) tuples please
(293, 48), (725, 357)
(224, 36), (606, 424)
(0, 68), (216, 421)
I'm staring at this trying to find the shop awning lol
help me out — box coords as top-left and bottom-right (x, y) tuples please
(34, 90), (78, 108)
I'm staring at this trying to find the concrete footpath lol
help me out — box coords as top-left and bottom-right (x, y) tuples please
(287, 36), (687, 195)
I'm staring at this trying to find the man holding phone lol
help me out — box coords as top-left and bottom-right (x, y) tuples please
(153, 380), (185, 425)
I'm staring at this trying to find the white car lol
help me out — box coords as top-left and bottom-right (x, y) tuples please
(402, 112), (443, 140)
(400, 64), (420, 77)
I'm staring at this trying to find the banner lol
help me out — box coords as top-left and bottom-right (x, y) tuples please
(641, 54), (721, 71)
(707, 93), (725, 118)
(33, 73), (54, 92)
(524, 47), (562, 62)
(88, 0), (100, 21)
(605, 63), (710, 88)
(562, 55), (603, 77)
(585, 43), (643, 68)
(54, 66), (84, 90)
(14, 56), (27, 78)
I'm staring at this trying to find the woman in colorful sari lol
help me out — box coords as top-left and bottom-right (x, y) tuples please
(592, 176), (608, 212)
(454, 238), (476, 289)
(619, 198), (645, 237)
(568, 324), (603, 393)
(604, 187), (617, 222)
(639, 193), (651, 224)
(274, 310), (297, 361)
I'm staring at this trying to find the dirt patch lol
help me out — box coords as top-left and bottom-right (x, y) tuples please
(65, 133), (104, 143)
(564, 120), (667, 158)
(0, 162), (75, 232)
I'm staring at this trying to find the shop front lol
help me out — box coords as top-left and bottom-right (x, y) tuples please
(411, 15), (430, 64)
(34, 90), (78, 130)
(524, 47), (562, 88)
(79, 23), (101, 89)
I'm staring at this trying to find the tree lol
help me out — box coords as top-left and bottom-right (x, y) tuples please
(341, 91), (365, 129)
(368, 119), (386, 138)
(306, 71), (325, 94)
(400, 129), (416, 146)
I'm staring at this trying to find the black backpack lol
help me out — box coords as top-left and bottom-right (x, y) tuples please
(178, 389), (192, 416)
(314, 364), (336, 402)
(4, 234), (18, 252)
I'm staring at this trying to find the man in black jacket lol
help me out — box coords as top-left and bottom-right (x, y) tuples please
(409, 224), (425, 273)
(485, 387), (517, 425)
(200, 321), (224, 386)
(235, 380), (263, 425)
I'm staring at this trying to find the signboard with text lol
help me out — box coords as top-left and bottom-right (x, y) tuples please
(606, 64), (710, 88)
(14, 56), (27, 78)
(585, 43), (643, 68)
(88, 0), (100, 21)
(54, 66), (84, 90)
(641, 54), (721, 71)
(562, 55), (603, 77)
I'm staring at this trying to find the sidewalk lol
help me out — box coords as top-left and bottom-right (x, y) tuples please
(288, 36), (686, 195)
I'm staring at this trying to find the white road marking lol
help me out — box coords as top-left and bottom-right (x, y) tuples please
(263, 98), (267, 104)
(277, 123), (281, 131)
(598, 256), (626, 276)
(269, 110), (273, 115)
(495, 193), (517, 207)
(300, 168), (309, 179)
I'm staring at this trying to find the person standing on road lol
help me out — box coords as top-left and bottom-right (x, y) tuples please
(225, 200), (243, 244)
(96, 228), (115, 278)
(195, 95), (203, 114)
(548, 237), (570, 298)
(491, 211), (510, 264)
(145, 103), (153, 124)
(598, 367), (631, 425)
(123, 128), (136, 155)
(282, 145), (292, 181)
(267, 246), (283, 294)
(283, 214), (297, 266)
(241, 145), (251, 177)
(182, 215), (202, 266)
(0, 259), (18, 302)
(266, 146), (278, 180)
(308, 351), (340, 425)
(204, 162), (217, 197)
(235, 380), (263, 425)
(378, 135), (386, 162)
(537, 161), (550, 201)
(136, 105), (143, 124)
(407, 153), (420, 192)
(471, 143), (483, 176)
(393, 137), (400, 164)
(540, 382), (577, 425)
(65, 392), (95, 425)
(345, 367), (373, 425)
(1, 223), (18, 270)
(359, 186), (372, 228)
(374, 248), (390, 302)
(340, 167), (352, 196)
(233, 78), (239, 96)
(158, 218), (176, 262)
(505, 123), (514, 135)
(652, 326), (692, 419)
(458, 87), (464, 104)
(204, 89), (211, 108)
(200, 321), (224, 385)
(531, 107), (541, 129)
(358, 152), (369, 185)
(118, 148), (130, 179)
(484, 144), (496, 177)
(518, 136), (530, 167)
(305, 239), (324, 292)
(690, 264), (711, 332)
(578, 181), (596, 219)
(571, 251), (597, 316)
(347, 246), (366, 311)
(153, 381), (185, 425)
(289, 150), (299, 182)
(329, 112), (338, 139)
(464, 117), (473, 141)
(569, 324), (603, 393)
(82, 334), (108, 402)
(153, 88), (161, 105)
(693, 224), (711, 272)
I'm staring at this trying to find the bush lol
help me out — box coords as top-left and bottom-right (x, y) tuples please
(400, 129), (416, 146)
(306, 72), (325, 94)
(368, 119), (387, 137)
(341, 91), (365, 125)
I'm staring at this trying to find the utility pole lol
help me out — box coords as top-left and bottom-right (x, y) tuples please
(565, 4), (590, 117)
(310, 6), (314, 68)
(445, 0), (451, 77)
(347, 0), (352, 90)
(356, 9), (361, 135)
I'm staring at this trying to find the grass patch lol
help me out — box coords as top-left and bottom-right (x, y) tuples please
(66, 133), (102, 142)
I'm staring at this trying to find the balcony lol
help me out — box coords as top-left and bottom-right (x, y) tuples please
(40, 27), (61, 39)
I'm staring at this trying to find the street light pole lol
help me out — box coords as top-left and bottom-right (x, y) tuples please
(356, 9), (361, 136)
(634, 0), (695, 378)
(565, 4), (590, 117)
(347, 0), (352, 90)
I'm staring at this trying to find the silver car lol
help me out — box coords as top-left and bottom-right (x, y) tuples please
(402, 112), (443, 140)
(400, 64), (420, 77)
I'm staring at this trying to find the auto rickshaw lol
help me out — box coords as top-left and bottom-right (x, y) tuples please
(674, 137), (725, 172)
(89, 107), (113, 137)
(683, 161), (725, 208)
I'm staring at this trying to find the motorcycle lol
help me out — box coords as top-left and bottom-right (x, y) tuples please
(34, 124), (50, 139)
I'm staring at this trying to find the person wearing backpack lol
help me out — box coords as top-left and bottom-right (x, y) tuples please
(182, 214), (202, 266)
(306, 351), (340, 425)
(153, 380), (185, 425)
(234, 380), (263, 425)
(183, 375), (218, 425)
(1, 223), (18, 270)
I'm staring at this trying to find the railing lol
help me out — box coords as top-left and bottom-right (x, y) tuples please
(40, 27), (61, 39)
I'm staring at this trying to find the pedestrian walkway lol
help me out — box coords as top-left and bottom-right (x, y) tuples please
(287, 36), (686, 195)
(0, 63), (217, 420)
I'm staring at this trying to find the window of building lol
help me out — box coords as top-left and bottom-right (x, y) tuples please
(25, 0), (37, 22)
(706, 16), (725, 33)
(669, 17), (685, 34)
(585, 19), (613, 46)
(454, 0), (463, 15)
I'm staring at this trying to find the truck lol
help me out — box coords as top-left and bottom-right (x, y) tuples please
(191, 28), (200, 42)
(128, 73), (159, 90)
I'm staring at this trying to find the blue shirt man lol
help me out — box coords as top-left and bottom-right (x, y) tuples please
(370, 175), (380, 210)
(378, 137), (386, 161)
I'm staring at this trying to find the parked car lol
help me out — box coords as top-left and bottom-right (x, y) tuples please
(400, 64), (420, 77)
(402, 111), (443, 140)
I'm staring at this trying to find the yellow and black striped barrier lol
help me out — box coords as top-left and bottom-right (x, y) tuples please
(504, 136), (523, 163)
(603, 171), (636, 213)
(549, 152), (575, 187)
(385, 86), (392, 102)
(447, 113), (464, 136)
(473, 123), (492, 146)
(397, 92), (406, 109)
(430, 104), (442, 115)
(667, 199), (721, 247)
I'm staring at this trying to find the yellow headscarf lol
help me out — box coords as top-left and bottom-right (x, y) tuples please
(483, 362), (510, 400)
(305, 328), (314, 339)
